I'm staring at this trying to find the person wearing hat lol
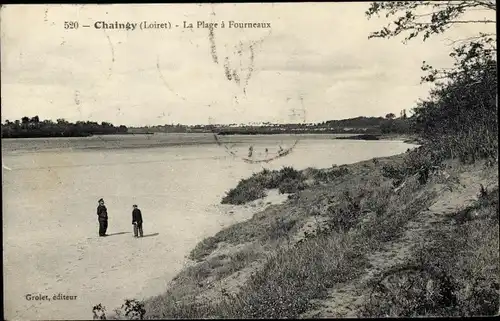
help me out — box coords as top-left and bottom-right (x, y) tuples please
(97, 198), (108, 237)
(132, 204), (143, 238)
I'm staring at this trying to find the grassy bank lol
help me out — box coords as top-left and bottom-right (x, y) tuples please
(97, 148), (498, 319)
(127, 141), (497, 319)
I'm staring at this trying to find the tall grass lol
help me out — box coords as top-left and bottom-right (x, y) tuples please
(139, 165), (439, 319)
(145, 231), (368, 319)
(216, 232), (368, 319)
(432, 128), (499, 165)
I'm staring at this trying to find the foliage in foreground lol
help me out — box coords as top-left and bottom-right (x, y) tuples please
(93, 299), (147, 320)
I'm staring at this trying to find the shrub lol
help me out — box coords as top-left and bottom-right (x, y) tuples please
(360, 182), (393, 217)
(310, 169), (329, 182)
(328, 165), (350, 179)
(279, 166), (302, 180)
(221, 178), (267, 205)
(381, 164), (406, 186)
(92, 304), (107, 320)
(266, 216), (297, 241)
(221, 166), (306, 204)
(116, 299), (146, 320)
(381, 146), (445, 186)
(306, 165), (349, 184)
(325, 190), (364, 232)
(278, 178), (306, 194)
(257, 170), (282, 189)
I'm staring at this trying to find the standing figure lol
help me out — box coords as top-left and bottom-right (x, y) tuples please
(132, 204), (144, 238)
(97, 198), (108, 237)
(248, 145), (254, 158)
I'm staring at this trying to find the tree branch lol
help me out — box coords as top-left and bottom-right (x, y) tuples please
(444, 34), (496, 46)
(475, 0), (496, 10)
(448, 19), (496, 23)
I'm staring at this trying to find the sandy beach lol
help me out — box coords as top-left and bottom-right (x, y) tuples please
(3, 187), (287, 320)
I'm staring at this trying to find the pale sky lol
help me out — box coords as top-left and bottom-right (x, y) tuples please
(0, 3), (495, 126)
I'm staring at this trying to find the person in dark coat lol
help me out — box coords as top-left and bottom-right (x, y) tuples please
(132, 204), (143, 238)
(97, 198), (108, 237)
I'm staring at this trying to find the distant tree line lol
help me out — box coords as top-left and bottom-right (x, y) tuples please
(129, 114), (414, 136)
(2, 114), (413, 139)
(1, 116), (128, 138)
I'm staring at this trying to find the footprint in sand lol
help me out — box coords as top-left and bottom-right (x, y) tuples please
(75, 239), (92, 261)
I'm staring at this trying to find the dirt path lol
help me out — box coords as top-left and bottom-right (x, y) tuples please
(301, 163), (498, 318)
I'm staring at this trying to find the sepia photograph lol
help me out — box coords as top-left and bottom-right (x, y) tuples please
(1, 2), (498, 319)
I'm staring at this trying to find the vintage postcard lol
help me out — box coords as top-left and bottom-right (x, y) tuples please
(1, 2), (498, 320)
